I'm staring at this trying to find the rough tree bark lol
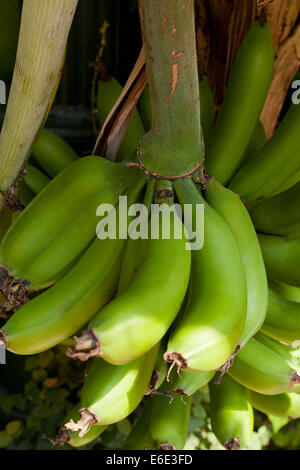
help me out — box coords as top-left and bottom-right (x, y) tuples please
(195, 0), (300, 138)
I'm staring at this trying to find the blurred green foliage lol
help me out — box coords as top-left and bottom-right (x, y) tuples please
(0, 346), (299, 450)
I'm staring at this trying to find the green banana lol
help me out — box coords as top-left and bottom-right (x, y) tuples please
(164, 178), (247, 372)
(97, 77), (145, 161)
(205, 21), (274, 184)
(261, 287), (300, 344)
(258, 233), (300, 287)
(268, 280), (300, 303)
(0, 0), (21, 83)
(64, 345), (159, 436)
(209, 375), (254, 450)
(0, 179), (145, 355)
(205, 177), (267, 346)
(69, 181), (191, 365)
(250, 391), (300, 420)
(124, 400), (155, 450)
(228, 333), (300, 395)
(230, 100), (300, 205)
(149, 379), (191, 450)
(53, 403), (107, 448)
(146, 341), (169, 395)
(0, 157), (136, 291)
(250, 182), (300, 238)
(239, 120), (266, 169)
(171, 369), (214, 397)
(15, 181), (35, 207)
(272, 169), (300, 197)
(32, 129), (79, 178)
(24, 164), (50, 194)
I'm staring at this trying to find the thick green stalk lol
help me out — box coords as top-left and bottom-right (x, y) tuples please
(138, 0), (203, 178)
(0, 0), (78, 194)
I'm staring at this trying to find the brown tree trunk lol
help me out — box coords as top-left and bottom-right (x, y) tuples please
(195, 0), (300, 137)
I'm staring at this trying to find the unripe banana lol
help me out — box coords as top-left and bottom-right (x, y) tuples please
(24, 164), (50, 194)
(258, 233), (300, 287)
(0, 157), (137, 291)
(268, 280), (300, 303)
(149, 379), (191, 450)
(16, 181), (35, 207)
(165, 178), (247, 372)
(32, 129), (79, 177)
(0, 178), (145, 355)
(239, 120), (266, 168)
(272, 169), (300, 197)
(205, 21), (274, 184)
(53, 403), (107, 448)
(171, 369), (214, 397)
(69, 181), (191, 365)
(209, 375), (254, 450)
(250, 391), (300, 420)
(261, 287), (300, 344)
(230, 100), (300, 205)
(124, 400), (155, 450)
(64, 345), (159, 436)
(97, 77), (145, 161)
(228, 333), (300, 395)
(146, 341), (169, 395)
(205, 177), (267, 346)
(250, 182), (300, 239)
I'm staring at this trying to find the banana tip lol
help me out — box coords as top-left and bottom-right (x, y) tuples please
(66, 329), (102, 362)
(65, 408), (98, 438)
(290, 371), (300, 387)
(163, 352), (188, 381)
(224, 438), (240, 450)
(159, 444), (176, 451)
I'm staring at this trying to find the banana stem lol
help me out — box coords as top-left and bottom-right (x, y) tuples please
(0, 0), (78, 194)
(137, 0), (204, 178)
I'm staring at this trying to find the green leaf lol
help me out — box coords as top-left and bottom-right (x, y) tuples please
(0, 431), (14, 448)
(32, 369), (48, 383)
(6, 420), (22, 436)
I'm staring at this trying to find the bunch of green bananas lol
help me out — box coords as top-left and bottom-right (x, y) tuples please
(1, 14), (300, 452)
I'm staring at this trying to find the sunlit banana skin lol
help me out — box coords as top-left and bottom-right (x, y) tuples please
(261, 287), (300, 344)
(69, 191), (191, 366)
(65, 346), (159, 436)
(171, 369), (215, 397)
(205, 177), (267, 347)
(165, 179), (247, 372)
(209, 375), (254, 450)
(250, 391), (300, 420)
(228, 333), (300, 395)
(205, 21), (274, 185)
(0, 157), (136, 290)
(0, 179), (145, 355)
